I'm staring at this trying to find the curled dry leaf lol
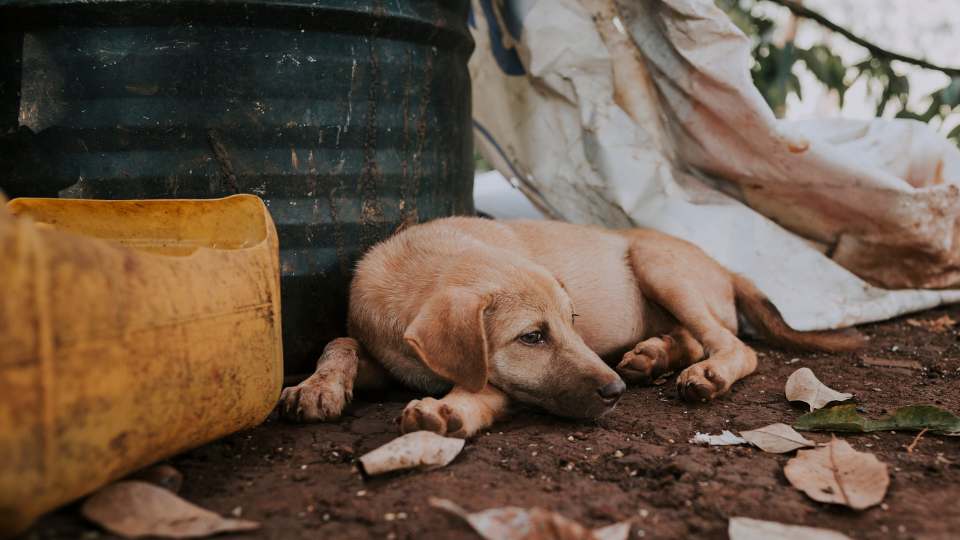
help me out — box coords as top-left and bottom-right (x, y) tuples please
(785, 368), (852, 411)
(81, 481), (259, 539)
(740, 423), (815, 454)
(689, 430), (746, 446)
(783, 438), (889, 510)
(359, 431), (465, 476)
(729, 517), (852, 540)
(430, 498), (630, 540)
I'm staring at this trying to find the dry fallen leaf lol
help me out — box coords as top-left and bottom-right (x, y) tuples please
(905, 314), (956, 333)
(783, 438), (889, 510)
(359, 431), (465, 476)
(740, 423), (815, 454)
(729, 517), (852, 540)
(82, 481), (259, 538)
(591, 523), (631, 540)
(689, 430), (746, 446)
(430, 498), (630, 540)
(785, 368), (852, 411)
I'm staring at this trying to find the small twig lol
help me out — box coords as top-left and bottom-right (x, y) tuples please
(905, 428), (928, 453)
(764, 0), (960, 78)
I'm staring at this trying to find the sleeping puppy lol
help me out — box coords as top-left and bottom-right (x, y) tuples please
(279, 217), (863, 437)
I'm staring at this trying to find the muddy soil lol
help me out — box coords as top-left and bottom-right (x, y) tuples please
(24, 307), (960, 540)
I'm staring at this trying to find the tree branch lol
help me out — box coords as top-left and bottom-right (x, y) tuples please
(764, 0), (960, 77)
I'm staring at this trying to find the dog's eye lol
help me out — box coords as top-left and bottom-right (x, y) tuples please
(519, 331), (545, 345)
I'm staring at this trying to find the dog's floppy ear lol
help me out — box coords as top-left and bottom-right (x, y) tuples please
(403, 287), (490, 393)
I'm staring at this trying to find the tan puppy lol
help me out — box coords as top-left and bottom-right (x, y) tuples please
(280, 218), (863, 437)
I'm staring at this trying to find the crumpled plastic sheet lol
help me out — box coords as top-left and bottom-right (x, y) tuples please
(470, 0), (960, 330)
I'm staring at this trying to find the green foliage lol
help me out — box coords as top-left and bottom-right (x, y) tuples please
(795, 404), (960, 435)
(716, 0), (960, 145)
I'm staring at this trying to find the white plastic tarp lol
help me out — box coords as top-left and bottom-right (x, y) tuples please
(470, 0), (960, 330)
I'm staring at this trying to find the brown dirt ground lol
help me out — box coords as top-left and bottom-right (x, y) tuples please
(23, 307), (960, 540)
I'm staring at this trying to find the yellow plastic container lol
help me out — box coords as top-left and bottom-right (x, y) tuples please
(0, 195), (283, 536)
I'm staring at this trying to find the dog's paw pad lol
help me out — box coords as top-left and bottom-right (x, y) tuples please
(279, 374), (349, 423)
(676, 364), (728, 402)
(400, 398), (465, 437)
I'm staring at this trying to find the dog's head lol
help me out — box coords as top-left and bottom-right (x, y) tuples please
(403, 257), (625, 418)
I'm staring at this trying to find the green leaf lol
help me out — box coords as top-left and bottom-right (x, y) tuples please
(795, 404), (960, 435)
(753, 42), (801, 117)
(941, 77), (960, 107)
(798, 44), (849, 105)
(947, 123), (960, 143)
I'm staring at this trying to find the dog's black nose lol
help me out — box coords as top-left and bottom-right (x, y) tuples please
(597, 379), (626, 402)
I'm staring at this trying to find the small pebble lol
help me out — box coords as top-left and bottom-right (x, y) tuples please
(356, 490), (367, 497)
(385, 512), (396, 521)
(614, 450), (624, 458)
(231, 506), (243, 518)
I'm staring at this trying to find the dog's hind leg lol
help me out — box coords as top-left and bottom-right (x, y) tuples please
(400, 385), (510, 439)
(617, 327), (705, 384)
(279, 337), (389, 422)
(624, 233), (757, 401)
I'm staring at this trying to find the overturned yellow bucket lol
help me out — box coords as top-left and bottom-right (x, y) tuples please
(0, 194), (283, 536)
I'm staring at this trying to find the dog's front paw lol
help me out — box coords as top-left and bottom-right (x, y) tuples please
(279, 373), (351, 422)
(400, 398), (466, 437)
(676, 362), (730, 402)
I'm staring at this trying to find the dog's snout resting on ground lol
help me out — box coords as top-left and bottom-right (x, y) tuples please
(280, 218), (864, 437)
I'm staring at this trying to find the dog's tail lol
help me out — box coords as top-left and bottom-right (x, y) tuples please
(733, 275), (866, 352)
